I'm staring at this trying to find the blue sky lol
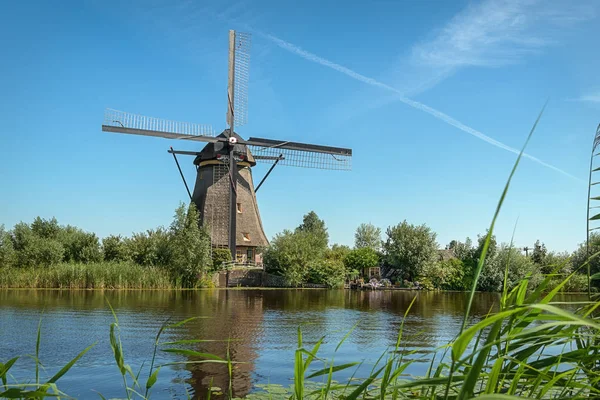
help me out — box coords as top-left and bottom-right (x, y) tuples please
(1, 0), (599, 252)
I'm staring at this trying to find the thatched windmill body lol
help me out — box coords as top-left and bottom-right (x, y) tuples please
(102, 30), (353, 262)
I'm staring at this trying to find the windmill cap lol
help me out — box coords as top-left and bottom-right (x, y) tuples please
(193, 130), (256, 166)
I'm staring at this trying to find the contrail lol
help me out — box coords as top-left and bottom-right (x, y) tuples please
(261, 32), (582, 182)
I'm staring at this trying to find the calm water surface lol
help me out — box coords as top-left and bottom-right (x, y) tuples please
(0, 289), (586, 398)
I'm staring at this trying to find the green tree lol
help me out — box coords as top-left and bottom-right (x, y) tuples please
(0, 225), (16, 268)
(126, 228), (170, 266)
(354, 223), (382, 251)
(532, 239), (548, 272)
(169, 203), (211, 287)
(447, 238), (474, 261)
(344, 247), (379, 274)
(295, 211), (328, 252)
(264, 229), (322, 286)
(327, 244), (351, 263)
(31, 217), (61, 239)
(11, 222), (64, 267)
(307, 258), (346, 288)
(423, 258), (465, 290)
(383, 220), (438, 281)
(102, 234), (131, 262)
(59, 226), (103, 263)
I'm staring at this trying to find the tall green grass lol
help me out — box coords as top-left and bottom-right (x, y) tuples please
(0, 262), (175, 289)
(2, 106), (600, 399)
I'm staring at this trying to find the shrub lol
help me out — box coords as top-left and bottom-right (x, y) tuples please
(212, 248), (232, 271)
(0, 225), (16, 268)
(59, 226), (103, 263)
(344, 247), (379, 275)
(169, 203), (212, 287)
(423, 258), (465, 290)
(307, 259), (346, 288)
(264, 230), (321, 286)
(383, 220), (438, 281)
(102, 234), (131, 262)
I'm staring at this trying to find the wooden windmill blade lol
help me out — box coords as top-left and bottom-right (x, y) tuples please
(246, 139), (352, 171)
(102, 109), (219, 143)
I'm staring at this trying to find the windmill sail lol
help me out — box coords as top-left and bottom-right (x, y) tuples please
(226, 31), (252, 128)
(102, 109), (216, 142)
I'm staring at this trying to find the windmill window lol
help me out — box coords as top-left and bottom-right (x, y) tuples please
(243, 233), (251, 241)
(237, 203), (243, 213)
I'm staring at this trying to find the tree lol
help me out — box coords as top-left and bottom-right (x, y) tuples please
(102, 235), (130, 262)
(532, 239), (548, 272)
(475, 231), (498, 261)
(447, 238), (474, 261)
(354, 223), (382, 251)
(344, 247), (379, 274)
(0, 225), (16, 268)
(296, 211), (328, 252)
(59, 226), (102, 263)
(11, 222), (64, 267)
(169, 203), (211, 287)
(571, 233), (600, 288)
(383, 220), (438, 281)
(264, 229), (322, 286)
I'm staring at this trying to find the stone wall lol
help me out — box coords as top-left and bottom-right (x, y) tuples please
(213, 269), (328, 288)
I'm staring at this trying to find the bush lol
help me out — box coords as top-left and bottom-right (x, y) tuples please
(344, 247), (379, 275)
(423, 258), (465, 290)
(0, 225), (16, 268)
(264, 227), (327, 286)
(125, 228), (171, 267)
(59, 226), (103, 263)
(102, 235), (131, 262)
(307, 259), (346, 288)
(384, 220), (438, 281)
(168, 203), (212, 287)
(212, 248), (232, 271)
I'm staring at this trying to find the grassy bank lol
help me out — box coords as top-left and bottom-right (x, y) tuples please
(0, 262), (177, 289)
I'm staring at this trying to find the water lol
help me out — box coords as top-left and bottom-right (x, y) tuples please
(0, 289), (586, 398)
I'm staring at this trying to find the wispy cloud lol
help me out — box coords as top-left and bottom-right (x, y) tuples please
(569, 93), (600, 104)
(411, 0), (595, 70)
(259, 31), (582, 182)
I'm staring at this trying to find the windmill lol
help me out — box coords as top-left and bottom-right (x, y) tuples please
(102, 30), (352, 262)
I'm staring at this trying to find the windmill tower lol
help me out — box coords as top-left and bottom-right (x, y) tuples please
(102, 30), (353, 262)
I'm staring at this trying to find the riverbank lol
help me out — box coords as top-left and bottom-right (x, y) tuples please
(0, 263), (177, 289)
(0, 264), (590, 293)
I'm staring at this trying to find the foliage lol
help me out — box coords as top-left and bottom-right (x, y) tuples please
(0, 225), (16, 268)
(264, 230), (322, 286)
(447, 237), (474, 261)
(295, 211), (329, 252)
(307, 259), (346, 288)
(532, 239), (548, 270)
(168, 203), (212, 287)
(383, 220), (438, 281)
(572, 233), (600, 287)
(423, 258), (465, 290)
(126, 228), (171, 267)
(354, 223), (381, 251)
(327, 244), (351, 263)
(212, 248), (232, 271)
(59, 226), (103, 264)
(0, 262), (174, 289)
(102, 234), (131, 262)
(344, 247), (379, 273)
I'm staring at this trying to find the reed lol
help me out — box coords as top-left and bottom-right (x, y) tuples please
(0, 262), (175, 289)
